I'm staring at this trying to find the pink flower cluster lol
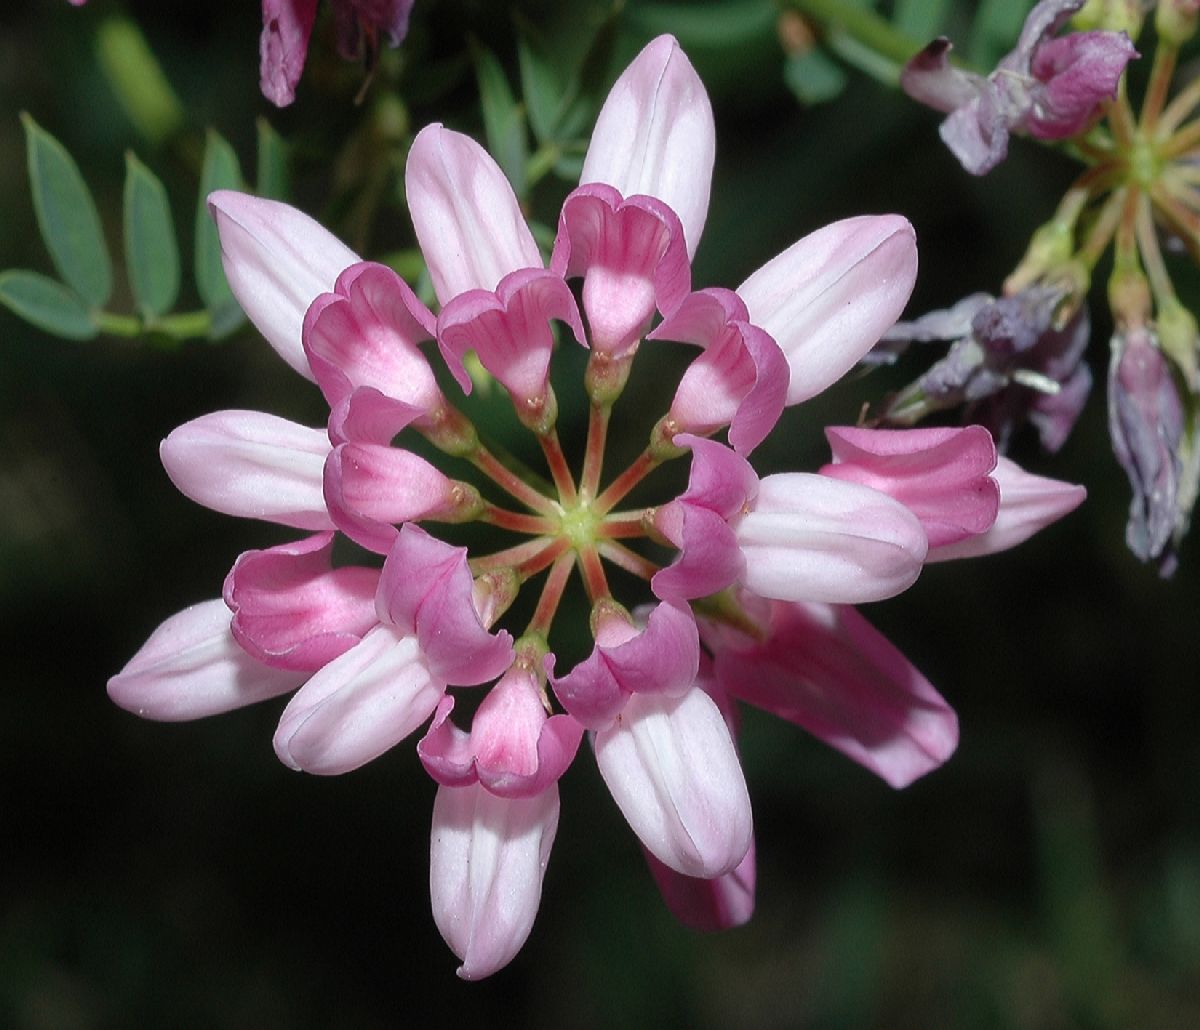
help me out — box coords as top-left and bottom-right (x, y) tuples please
(109, 36), (1085, 978)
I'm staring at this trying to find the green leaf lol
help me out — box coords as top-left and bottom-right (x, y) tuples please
(0, 270), (98, 340)
(892, 0), (951, 42)
(21, 112), (112, 308)
(783, 48), (849, 106)
(123, 152), (180, 319)
(194, 129), (244, 339)
(255, 118), (290, 201)
(516, 27), (562, 145)
(95, 15), (184, 146)
(629, 0), (777, 49)
(472, 42), (528, 197)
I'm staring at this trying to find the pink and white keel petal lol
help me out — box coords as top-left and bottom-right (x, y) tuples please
(736, 473), (928, 604)
(594, 688), (753, 879)
(738, 215), (918, 405)
(430, 781), (559, 980)
(160, 410), (333, 530)
(927, 456), (1086, 561)
(108, 599), (305, 721)
(405, 125), (541, 304)
(223, 532), (380, 671)
(208, 191), (359, 379)
(550, 184), (691, 356)
(273, 625), (443, 774)
(712, 600), (958, 788)
(581, 35), (715, 258)
(821, 425), (1000, 548)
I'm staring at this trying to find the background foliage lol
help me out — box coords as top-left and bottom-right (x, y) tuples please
(2, 0), (1199, 1026)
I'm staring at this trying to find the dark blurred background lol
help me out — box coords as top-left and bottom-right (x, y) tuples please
(3, 1), (1199, 1026)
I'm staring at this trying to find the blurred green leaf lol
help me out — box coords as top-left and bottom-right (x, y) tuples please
(122, 153), (180, 319)
(0, 270), (98, 340)
(968, 0), (1028, 69)
(20, 112), (113, 309)
(194, 129), (244, 340)
(893, 0), (951, 42)
(783, 48), (849, 105)
(255, 118), (290, 201)
(516, 28), (562, 146)
(472, 41), (528, 197)
(95, 15), (185, 146)
(629, 0), (777, 48)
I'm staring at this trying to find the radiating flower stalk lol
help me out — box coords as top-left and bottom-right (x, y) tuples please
(824, 0), (1200, 573)
(108, 35), (1084, 979)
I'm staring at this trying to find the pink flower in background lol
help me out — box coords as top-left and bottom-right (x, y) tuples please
(260, 0), (415, 106)
(109, 34), (1086, 978)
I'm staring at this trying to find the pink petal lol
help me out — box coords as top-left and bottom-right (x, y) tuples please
(652, 504), (744, 602)
(208, 191), (359, 379)
(302, 261), (441, 429)
(821, 425), (1000, 548)
(548, 601), (699, 730)
(736, 473), (928, 604)
(737, 215), (918, 405)
(713, 600), (958, 787)
(323, 442), (459, 554)
(273, 625), (443, 774)
(644, 839), (756, 932)
(405, 124), (541, 304)
(222, 532), (380, 671)
(430, 782), (559, 981)
(653, 290), (789, 452)
(160, 410), (333, 530)
(437, 268), (585, 407)
(108, 599), (304, 721)
(550, 184), (691, 355)
(259, 0), (319, 107)
(375, 523), (514, 685)
(594, 688), (753, 878)
(418, 668), (583, 798)
(581, 35), (715, 259)
(927, 456), (1086, 561)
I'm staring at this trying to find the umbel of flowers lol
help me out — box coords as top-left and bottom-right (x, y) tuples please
(882, 0), (1200, 574)
(108, 36), (1084, 979)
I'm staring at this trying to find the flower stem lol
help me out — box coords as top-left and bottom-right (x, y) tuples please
(781, 0), (925, 74)
(576, 545), (609, 604)
(526, 550), (575, 639)
(1160, 117), (1200, 161)
(539, 428), (578, 507)
(1134, 191), (1176, 306)
(472, 445), (559, 517)
(594, 449), (660, 515)
(1157, 73), (1200, 138)
(599, 509), (650, 539)
(482, 504), (557, 536)
(1076, 187), (1126, 269)
(1139, 41), (1178, 136)
(470, 537), (561, 577)
(580, 402), (610, 502)
(597, 541), (660, 582)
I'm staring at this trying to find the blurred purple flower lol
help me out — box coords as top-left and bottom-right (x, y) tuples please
(1108, 327), (1185, 569)
(879, 287), (1092, 452)
(901, 0), (1137, 174)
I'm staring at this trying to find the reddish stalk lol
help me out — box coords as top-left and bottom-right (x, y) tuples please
(472, 446), (558, 516)
(597, 541), (660, 581)
(594, 449), (659, 514)
(526, 551), (576, 638)
(598, 509), (650, 539)
(580, 403), (610, 501)
(1139, 42), (1178, 136)
(470, 537), (559, 576)
(538, 428), (578, 507)
(577, 545), (610, 603)
(483, 504), (557, 535)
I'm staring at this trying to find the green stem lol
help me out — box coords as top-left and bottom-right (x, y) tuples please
(94, 308), (214, 340)
(782, 0), (926, 72)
